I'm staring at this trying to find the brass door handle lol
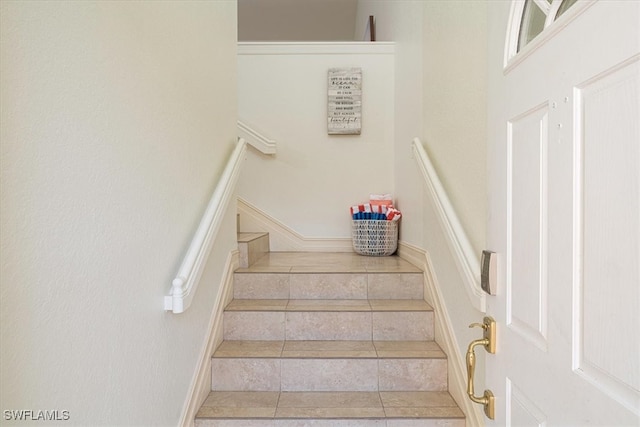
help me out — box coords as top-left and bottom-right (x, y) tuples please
(466, 316), (496, 419)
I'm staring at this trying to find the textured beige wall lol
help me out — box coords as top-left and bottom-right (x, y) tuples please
(355, 0), (487, 254)
(422, 0), (488, 254)
(239, 0), (358, 41)
(419, 0), (489, 399)
(0, 1), (237, 425)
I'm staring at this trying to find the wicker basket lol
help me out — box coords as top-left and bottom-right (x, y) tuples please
(352, 220), (398, 256)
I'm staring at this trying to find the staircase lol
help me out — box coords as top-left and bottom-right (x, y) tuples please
(195, 233), (465, 426)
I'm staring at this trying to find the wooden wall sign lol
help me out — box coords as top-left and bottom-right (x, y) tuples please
(327, 67), (362, 135)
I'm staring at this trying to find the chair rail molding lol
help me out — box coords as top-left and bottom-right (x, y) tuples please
(237, 120), (276, 155)
(238, 41), (395, 56)
(164, 139), (247, 314)
(411, 137), (486, 313)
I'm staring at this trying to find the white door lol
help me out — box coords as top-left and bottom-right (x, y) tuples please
(486, 0), (640, 425)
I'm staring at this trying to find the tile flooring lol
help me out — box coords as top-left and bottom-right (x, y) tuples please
(195, 252), (465, 426)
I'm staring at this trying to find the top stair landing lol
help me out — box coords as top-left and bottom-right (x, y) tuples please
(236, 252), (422, 274)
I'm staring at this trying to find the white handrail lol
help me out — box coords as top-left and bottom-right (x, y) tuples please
(237, 120), (276, 154)
(165, 138), (248, 314)
(411, 137), (486, 312)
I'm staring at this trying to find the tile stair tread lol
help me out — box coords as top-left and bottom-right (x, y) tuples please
(195, 391), (465, 420)
(237, 232), (269, 243)
(234, 253), (422, 274)
(213, 340), (446, 359)
(225, 299), (434, 312)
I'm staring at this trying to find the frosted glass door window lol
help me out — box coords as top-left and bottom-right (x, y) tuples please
(518, 0), (548, 51)
(555, 0), (578, 19)
(516, 0), (579, 53)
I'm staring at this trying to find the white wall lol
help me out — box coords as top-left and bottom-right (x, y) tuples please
(238, 0), (358, 41)
(0, 2), (237, 425)
(420, 0), (489, 390)
(237, 43), (395, 239)
(422, 1), (488, 255)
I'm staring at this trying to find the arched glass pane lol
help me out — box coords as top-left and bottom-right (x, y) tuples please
(518, 0), (548, 51)
(555, 0), (579, 19)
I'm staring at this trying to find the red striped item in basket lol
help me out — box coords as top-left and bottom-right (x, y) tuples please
(369, 194), (393, 208)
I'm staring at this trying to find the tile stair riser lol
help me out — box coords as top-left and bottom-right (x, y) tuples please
(237, 244), (249, 269)
(211, 358), (448, 392)
(234, 273), (290, 299)
(223, 311), (434, 341)
(233, 272), (424, 300)
(290, 273), (368, 299)
(237, 233), (270, 268)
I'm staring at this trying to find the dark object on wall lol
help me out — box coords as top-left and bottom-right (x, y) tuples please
(369, 15), (376, 42)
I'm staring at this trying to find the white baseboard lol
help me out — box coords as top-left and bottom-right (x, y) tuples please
(179, 250), (238, 427)
(237, 197), (352, 252)
(398, 241), (484, 427)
